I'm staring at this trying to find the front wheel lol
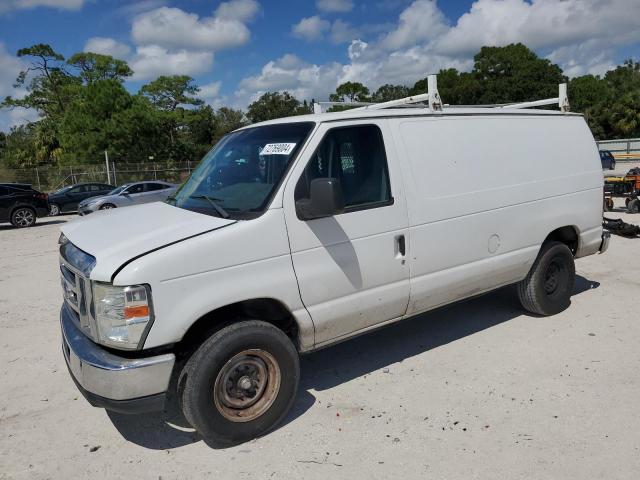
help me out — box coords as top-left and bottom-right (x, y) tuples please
(517, 241), (575, 316)
(180, 320), (300, 445)
(628, 199), (639, 214)
(99, 203), (116, 210)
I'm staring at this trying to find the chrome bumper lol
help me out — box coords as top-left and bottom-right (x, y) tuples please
(599, 230), (611, 254)
(61, 304), (175, 402)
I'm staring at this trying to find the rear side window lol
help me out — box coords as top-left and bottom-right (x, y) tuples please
(146, 183), (168, 192)
(89, 184), (103, 192)
(295, 125), (392, 211)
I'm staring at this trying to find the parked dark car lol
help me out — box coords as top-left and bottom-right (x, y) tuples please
(600, 150), (616, 170)
(48, 182), (115, 215)
(0, 183), (50, 228)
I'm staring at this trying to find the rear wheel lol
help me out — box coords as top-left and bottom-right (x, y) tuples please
(49, 203), (60, 216)
(180, 320), (299, 445)
(11, 207), (36, 228)
(99, 203), (116, 210)
(517, 241), (575, 316)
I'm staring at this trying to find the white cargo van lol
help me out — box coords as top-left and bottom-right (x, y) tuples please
(59, 79), (608, 444)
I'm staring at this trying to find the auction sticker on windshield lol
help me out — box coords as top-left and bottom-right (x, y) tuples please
(260, 143), (296, 155)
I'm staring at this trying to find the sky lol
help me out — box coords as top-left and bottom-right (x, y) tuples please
(0, 0), (639, 131)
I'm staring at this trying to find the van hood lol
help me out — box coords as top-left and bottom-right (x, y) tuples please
(61, 202), (236, 281)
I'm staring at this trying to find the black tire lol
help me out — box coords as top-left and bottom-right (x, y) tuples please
(49, 203), (61, 216)
(628, 199), (639, 214)
(180, 320), (300, 445)
(517, 241), (575, 316)
(11, 207), (36, 228)
(610, 162), (616, 171)
(99, 203), (116, 210)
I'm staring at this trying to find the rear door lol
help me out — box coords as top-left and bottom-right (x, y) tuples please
(64, 185), (87, 211)
(283, 121), (410, 347)
(144, 182), (172, 202)
(0, 186), (11, 221)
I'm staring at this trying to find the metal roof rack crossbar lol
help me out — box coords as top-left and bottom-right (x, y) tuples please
(312, 75), (569, 114)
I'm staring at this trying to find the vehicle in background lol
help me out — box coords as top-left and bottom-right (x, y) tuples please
(48, 183), (115, 216)
(77, 181), (177, 215)
(0, 183), (50, 228)
(600, 150), (616, 170)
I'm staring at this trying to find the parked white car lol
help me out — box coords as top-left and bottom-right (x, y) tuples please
(58, 84), (607, 445)
(77, 180), (177, 215)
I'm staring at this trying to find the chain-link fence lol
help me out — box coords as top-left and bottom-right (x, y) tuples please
(0, 161), (197, 192)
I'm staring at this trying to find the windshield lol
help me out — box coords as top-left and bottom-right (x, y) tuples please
(108, 184), (130, 195)
(53, 186), (71, 195)
(168, 122), (314, 219)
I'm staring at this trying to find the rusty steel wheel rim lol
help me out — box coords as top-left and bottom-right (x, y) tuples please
(213, 349), (281, 423)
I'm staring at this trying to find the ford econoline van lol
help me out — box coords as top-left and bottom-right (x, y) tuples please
(59, 86), (608, 444)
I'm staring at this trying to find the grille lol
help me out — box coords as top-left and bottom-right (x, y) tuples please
(60, 257), (96, 340)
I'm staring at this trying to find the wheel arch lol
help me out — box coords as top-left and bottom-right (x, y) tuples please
(176, 298), (302, 356)
(543, 225), (579, 255)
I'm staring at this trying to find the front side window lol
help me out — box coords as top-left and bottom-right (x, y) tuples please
(169, 122), (314, 219)
(295, 124), (392, 211)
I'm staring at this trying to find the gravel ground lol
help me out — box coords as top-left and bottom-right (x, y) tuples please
(1, 204), (639, 480)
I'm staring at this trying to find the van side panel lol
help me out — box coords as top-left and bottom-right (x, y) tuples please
(392, 115), (602, 316)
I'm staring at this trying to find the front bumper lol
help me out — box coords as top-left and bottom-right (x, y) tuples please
(60, 304), (175, 413)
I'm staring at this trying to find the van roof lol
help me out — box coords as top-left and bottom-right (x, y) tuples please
(242, 107), (581, 130)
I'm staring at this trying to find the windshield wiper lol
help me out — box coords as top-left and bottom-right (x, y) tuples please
(189, 195), (230, 219)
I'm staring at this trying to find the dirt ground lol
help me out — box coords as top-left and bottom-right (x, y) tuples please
(1, 200), (639, 480)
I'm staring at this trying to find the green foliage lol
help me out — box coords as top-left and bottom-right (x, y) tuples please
(140, 75), (203, 112)
(371, 84), (410, 102)
(67, 52), (133, 84)
(329, 81), (370, 102)
(246, 91), (302, 123)
(1, 42), (638, 170)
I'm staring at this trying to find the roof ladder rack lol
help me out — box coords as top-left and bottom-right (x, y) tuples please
(313, 74), (443, 113)
(312, 77), (569, 113)
(497, 83), (570, 112)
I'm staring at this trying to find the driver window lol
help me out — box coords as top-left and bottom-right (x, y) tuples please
(295, 124), (392, 211)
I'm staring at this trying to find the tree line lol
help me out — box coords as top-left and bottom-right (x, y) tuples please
(0, 42), (638, 169)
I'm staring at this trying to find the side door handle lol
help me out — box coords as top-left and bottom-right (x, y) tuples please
(396, 234), (406, 257)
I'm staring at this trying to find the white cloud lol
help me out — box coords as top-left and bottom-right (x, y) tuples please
(292, 16), (330, 41)
(380, 0), (448, 50)
(129, 45), (214, 81)
(0, 43), (40, 131)
(237, 0), (640, 107)
(0, 0), (83, 13)
(215, 0), (259, 22)
(198, 81), (226, 107)
(236, 54), (344, 105)
(83, 37), (131, 59)
(132, 5), (253, 51)
(436, 0), (640, 57)
(546, 41), (616, 78)
(316, 0), (353, 13)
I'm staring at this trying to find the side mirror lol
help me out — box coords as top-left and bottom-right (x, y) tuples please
(296, 178), (345, 220)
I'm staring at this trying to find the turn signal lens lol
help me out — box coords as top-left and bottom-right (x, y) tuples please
(124, 305), (150, 319)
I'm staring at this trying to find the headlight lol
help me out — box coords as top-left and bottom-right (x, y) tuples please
(92, 283), (154, 350)
(58, 233), (69, 245)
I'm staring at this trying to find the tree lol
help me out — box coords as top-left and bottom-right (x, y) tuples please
(471, 43), (565, 104)
(3, 44), (78, 118)
(213, 107), (247, 141)
(246, 91), (301, 123)
(371, 84), (409, 102)
(67, 52), (132, 84)
(140, 75), (203, 112)
(329, 82), (370, 102)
